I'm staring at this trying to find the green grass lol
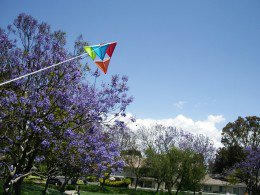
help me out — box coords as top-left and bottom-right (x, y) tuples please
(0, 180), (60, 195)
(79, 185), (167, 195)
(22, 184), (60, 195)
(0, 180), (170, 195)
(80, 192), (127, 195)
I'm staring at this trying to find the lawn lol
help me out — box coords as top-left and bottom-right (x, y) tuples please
(81, 192), (127, 195)
(0, 180), (164, 195)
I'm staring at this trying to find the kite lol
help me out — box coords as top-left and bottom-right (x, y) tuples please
(84, 42), (117, 74)
(0, 41), (117, 87)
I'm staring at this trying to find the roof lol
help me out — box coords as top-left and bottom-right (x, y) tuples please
(202, 175), (246, 187)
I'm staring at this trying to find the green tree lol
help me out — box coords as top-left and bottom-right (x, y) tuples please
(162, 147), (184, 195)
(221, 116), (260, 148)
(145, 148), (166, 193)
(139, 124), (213, 195)
(179, 152), (206, 195)
(213, 145), (246, 174)
(213, 116), (260, 174)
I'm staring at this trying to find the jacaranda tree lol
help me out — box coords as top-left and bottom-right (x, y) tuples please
(0, 13), (132, 194)
(229, 147), (260, 195)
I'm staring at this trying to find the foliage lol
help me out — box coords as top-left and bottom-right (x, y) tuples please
(99, 178), (131, 187)
(229, 147), (260, 195)
(161, 147), (184, 195)
(0, 13), (132, 194)
(85, 176), (98, 182)
(138, 125), (215, 165)
(221, 116), (260, 148)
(179, 152), (206, 193)
(213, 116), (260, 174)
(145, 148), (165, 192)
(66, 184), (76, 190)
(212, 145), (246, 174)
(121, 149), (142, 157)
(212, 116), (260, 194)
(109, 122), (136, 153)
(139, 125), (210, 195)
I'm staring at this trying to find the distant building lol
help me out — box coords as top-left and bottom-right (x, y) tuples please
(113, 156), (248, 195)
(112, 170), (247, 195)
(202, 175), (246, 195)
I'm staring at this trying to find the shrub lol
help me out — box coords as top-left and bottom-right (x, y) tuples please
(79, 184), (100, 192)
(77, 180), (84, 185)
(99, 178), (131, 187)
(86, 176), (97, 182)
(66, 184), (76, 190)
(48, 184), (60, 190)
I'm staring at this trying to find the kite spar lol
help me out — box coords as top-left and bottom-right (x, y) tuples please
(0, 42), (117, 87)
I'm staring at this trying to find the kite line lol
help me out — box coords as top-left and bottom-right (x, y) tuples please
(0, 41), (117, 87)
(0, 53), (87, 87)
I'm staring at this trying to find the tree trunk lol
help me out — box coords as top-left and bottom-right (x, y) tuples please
(166, 182), (172, 195)
(76, 185), (80, 195)
(101, 172), (111, 191)
(134, 177), (139, 191)
(156, 181), (161, 193)
(3, 178), (12, 195)
(60, 177), (69, 193)
(175, 185), (181, 195)
(101, 178), (106, 191)
(42, 178), (50, 195)
(13, 178), (23, 195)
(175, 172), (184, 195)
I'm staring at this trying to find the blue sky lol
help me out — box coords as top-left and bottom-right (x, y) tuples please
(1, 1), (260, 135)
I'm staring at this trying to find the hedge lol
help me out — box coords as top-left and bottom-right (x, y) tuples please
(99, 178), (131, 187)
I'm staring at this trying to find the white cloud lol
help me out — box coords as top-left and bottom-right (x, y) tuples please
(123, 114), (225, 148)
(174, 101), (187, 109)
(207, 115), (225, 123)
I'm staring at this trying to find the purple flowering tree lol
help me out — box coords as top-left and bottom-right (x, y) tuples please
(138, 125), (215, 164)
(0, 14), (132, 194)
(178, 132), (216, 165)
(38, 125), (125, 194)
(230, 147), (260, 195)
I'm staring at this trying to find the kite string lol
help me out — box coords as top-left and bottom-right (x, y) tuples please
(0, 53), (88, 87)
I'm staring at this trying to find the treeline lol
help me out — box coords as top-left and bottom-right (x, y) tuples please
(120, 125), (215, 195)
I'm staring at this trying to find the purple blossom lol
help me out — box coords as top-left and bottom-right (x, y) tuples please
(35, 156), (45, 163)
(64, 129), (75, 138)
(41, 140), (50, 148)
(46, 114), (54, 121)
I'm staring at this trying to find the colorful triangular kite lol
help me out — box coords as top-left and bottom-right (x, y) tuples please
(94, 58), (110, 74)
(84, 42), (117, 74)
